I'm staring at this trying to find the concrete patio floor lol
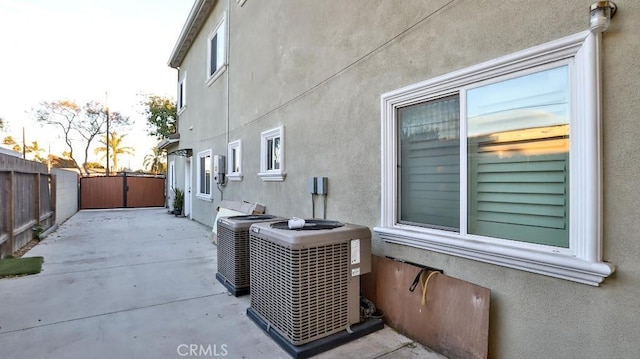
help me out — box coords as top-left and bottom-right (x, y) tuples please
(0, 208), (446, 359)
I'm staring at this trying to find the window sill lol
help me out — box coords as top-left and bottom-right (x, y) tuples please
(206, 65), (227, 87)
(196, 194), (213, 202)
(227, 173), (243, 182)
(258, 171), (286, 182)
(177, 106), (186, 116)
(373, 226), (615, 286)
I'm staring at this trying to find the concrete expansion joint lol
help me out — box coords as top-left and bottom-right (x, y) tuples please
(0, 293), (220, 337)
(371, 340), (419, 359)
(35, 255), (216, 278)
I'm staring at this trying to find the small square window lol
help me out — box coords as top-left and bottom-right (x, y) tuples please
(227, 140), (242, 181)
(258, 126), (285, 181)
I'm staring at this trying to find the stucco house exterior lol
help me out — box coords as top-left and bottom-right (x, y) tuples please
(162, 0), (640, 357)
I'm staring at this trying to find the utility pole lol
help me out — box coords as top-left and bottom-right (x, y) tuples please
(22, 127), (25, 159)
(105, 92), (110, 176)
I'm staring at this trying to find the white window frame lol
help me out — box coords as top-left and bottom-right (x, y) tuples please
(375, 31), (614, 286)
(177, 73), (187, 115)
(196, 149), (213, 200)
(226, 140), (243, 181)
(206, 13), (227, 86)
(258, 126), (285, 182)
(168, 160), (176, 209)
(237, 0), (246, 6)
(168, 160), (175, 190)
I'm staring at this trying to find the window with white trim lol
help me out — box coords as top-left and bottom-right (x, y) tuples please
(177, 74), (186, 114)
(227, 140), (242, 181)
(258, 126), (285, 181)
(206, 13), (227, 85)
(197, 149), (212, 199)
(375, 31), (614, 286)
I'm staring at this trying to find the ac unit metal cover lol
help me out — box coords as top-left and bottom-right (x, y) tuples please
(216, 215), (283, 293)
(249, 220), (372, 346)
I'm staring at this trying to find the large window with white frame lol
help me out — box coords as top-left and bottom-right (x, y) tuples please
(197, 149), (212, 199)
(227, 140), (242, 181)
(177, 74), (186, 114)
(258, 126), (285, 181)
(206, 13), (227, 85)
(375, 31), (614, 286)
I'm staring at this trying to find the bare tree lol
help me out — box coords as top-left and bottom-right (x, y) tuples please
(76, 101), (129, 175)
(35, 100), (82, 173)
(34, 100), (129, 176)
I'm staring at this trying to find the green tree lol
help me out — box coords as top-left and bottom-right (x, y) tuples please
(141, 95), (177, 140)
(0, 117), (5, 132)
(94, 131), (135, 174)
(143, 147), (166, 175)
(34, 100), (82, 173)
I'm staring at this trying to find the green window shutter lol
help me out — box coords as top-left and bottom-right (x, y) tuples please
(468, 131), (569, 247)
(398, 95), (460, 230)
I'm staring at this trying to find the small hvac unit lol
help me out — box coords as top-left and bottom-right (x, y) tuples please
(216, 214), (283, 296)
(247, 219), (383, 358)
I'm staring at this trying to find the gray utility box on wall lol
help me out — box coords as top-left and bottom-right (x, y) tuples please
(216, 214), (284, 296)
(247, 219), (375, 350)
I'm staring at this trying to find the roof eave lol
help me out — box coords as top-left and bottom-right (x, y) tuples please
(168, 0), (218, 69)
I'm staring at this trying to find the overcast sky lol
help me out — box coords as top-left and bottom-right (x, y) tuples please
(0, 0), (193, 170)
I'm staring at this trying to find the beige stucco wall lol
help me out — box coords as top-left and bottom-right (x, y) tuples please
(175, 0), (640, 357)
(177, 4), (229, 227)
(51, 168), (78, 224)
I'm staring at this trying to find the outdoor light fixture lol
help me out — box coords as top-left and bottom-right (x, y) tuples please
(590, 1), (617, 33)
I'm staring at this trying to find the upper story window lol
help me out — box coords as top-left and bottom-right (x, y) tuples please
(206, 13), (227, 85)
(258, 126), (285, 182)
(197, 149), (212, 200)
(375, 31), (614, 286)
(177, 74), (186, 114)
(227, 140), (242, 181)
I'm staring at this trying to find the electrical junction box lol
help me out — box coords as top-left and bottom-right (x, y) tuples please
(316, 177), (328, 195)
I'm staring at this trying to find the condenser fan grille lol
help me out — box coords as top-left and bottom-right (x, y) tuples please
(250, 233), (350, 345)
(217, 223), (250, 287)
(270, 219), (344, 231)
(228, 215), (278, 221)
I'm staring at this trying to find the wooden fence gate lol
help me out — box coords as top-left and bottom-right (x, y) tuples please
(80, 174), (165, 209)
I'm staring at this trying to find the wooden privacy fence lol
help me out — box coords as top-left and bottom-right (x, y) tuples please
(80, 173), (165, 209)
(1, 155), (55, 258)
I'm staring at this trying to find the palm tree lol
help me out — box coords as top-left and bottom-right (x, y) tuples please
(25, 141), (46, 162)
(94, 131), (135, 174)
(2, 135), (21, 153)
(143, 147), (166, 175)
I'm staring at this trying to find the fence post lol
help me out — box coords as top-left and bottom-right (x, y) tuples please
(35, 173), (41, 226)
(5, 171), (15, 255)
(123, 172), (128, 208)
(51, 174), (57, 225)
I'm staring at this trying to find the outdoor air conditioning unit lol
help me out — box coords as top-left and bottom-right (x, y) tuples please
(247, 219), (383, 358)
(216, 214), (283, 296)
